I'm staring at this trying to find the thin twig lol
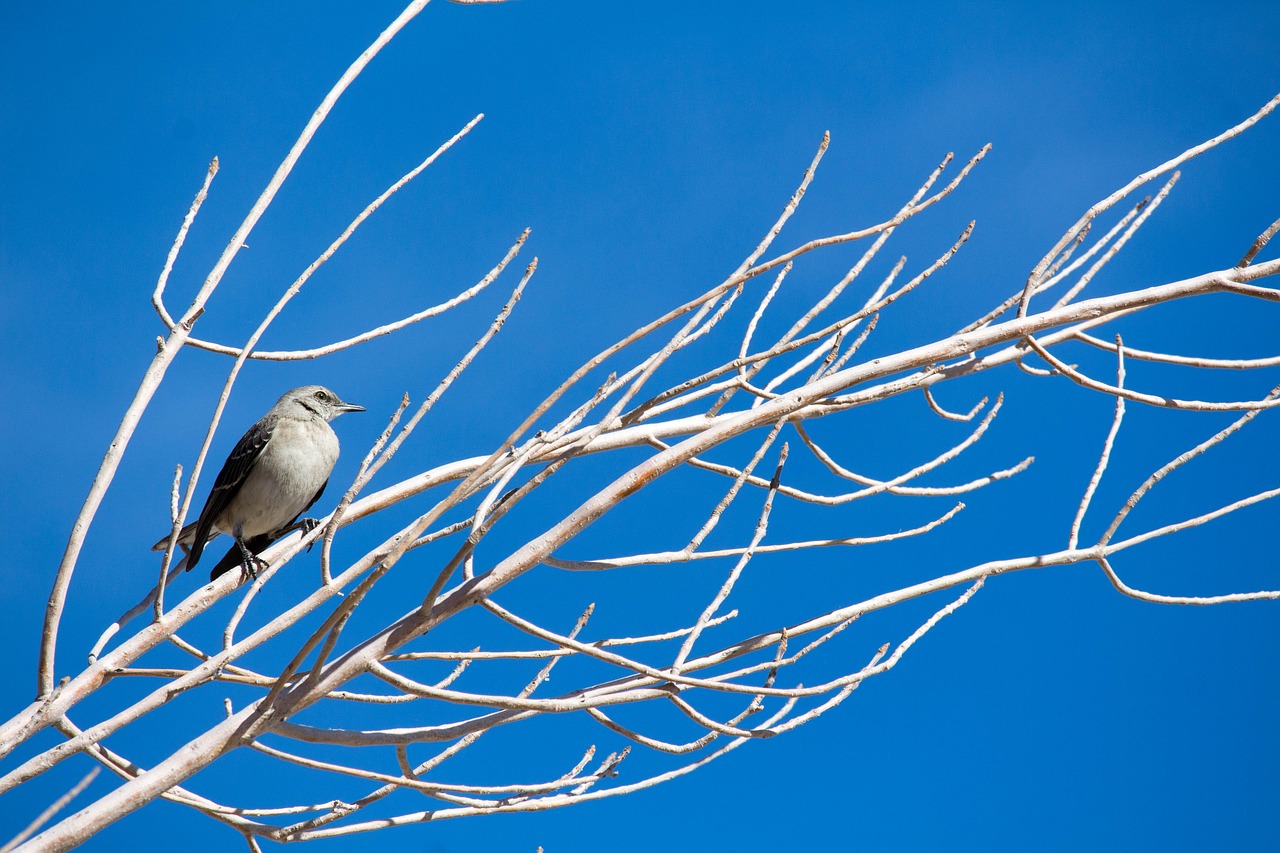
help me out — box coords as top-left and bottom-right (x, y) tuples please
(0, 767), (99, 852)
(1068, 337), (1126, 549)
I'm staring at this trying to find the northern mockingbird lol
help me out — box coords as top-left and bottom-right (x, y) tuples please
(153, 385), (365, 581)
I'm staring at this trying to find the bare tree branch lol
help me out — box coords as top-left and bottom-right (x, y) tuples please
(7, 3), (1279, 846)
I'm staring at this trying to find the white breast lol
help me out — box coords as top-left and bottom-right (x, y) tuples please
(224, 417), (340, 538)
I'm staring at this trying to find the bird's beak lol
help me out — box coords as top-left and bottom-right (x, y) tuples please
(336, 400), (366, 414)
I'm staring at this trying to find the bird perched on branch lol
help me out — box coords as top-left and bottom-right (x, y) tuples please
(152, 385), (365, 581)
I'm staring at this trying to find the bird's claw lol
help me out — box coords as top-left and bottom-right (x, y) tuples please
(235, 536), (270, 583)
(298, 517), (321, 552)
(239, 554), (270, 583)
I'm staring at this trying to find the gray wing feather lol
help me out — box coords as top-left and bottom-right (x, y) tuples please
(185, 414), (276, 570)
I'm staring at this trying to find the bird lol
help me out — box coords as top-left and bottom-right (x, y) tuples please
(152, 385), (365, 581)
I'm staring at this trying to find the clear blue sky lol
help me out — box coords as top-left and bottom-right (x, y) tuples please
(2, 1), (1279, 850)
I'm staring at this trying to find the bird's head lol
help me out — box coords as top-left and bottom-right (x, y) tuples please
(283, 385), (366, 421)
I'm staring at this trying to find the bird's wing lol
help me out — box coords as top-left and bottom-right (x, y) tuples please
(187, 414), (276, 570)
(211, 478), (331, 582)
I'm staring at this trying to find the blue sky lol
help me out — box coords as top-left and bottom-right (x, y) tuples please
(2, 1), (1279, 850)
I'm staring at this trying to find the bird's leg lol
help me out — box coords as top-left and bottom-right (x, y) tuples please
(278, 517), (320, 535)
(234, 535), (270, 581)
(274, 517), (321, 552)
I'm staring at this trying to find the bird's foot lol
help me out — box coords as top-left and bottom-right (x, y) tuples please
(239, 554), (270, 583)
(295, 517), (321, 535)
(296, 517), (321, 552)
(274, 517), (323, 552)
(235, 537), (270, 582)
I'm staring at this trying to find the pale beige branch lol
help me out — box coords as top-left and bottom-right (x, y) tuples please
(1099, 384), (1280, 545)
(1238, 214), (1280, 267)
(150, 159), (219, 328)
(1106, 487), (1280, 554)
(1023, 335), (1280, 411)
(1069, 331), (1280, 369)
(674, 445), (788, 671)
(0, 767), (98, 853)
(923, 387), (988, 422)
(1018, 92), (1280, 317)
(686, 423), (784, 553)
(544, 502), (963, 571)
(1096, 557), (1280, 605)
(1050, 172), (1178, 309)
(958, 199), (1143, 334)
(186, 224), (523, 361)
(1068, 338), (1126, 550)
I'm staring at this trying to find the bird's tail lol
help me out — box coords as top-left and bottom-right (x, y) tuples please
(150, 521), (202, 552)
(209, 533), (274, 582)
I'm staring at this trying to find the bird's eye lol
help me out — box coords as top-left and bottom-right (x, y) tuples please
(315, 391), (329, 402)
